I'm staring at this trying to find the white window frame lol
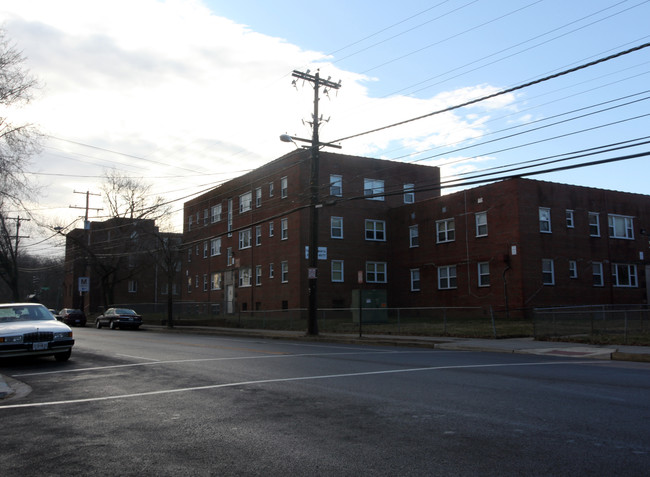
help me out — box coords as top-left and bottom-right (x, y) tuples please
(542, 259), (555, 285)
(255, 187), (262, 208)
(239, 267), (252, 287)
(608, 214), (634, 239)
(410, 268), (420, 291)
(438, 265), (457, 289)
(211, 272), (222, 290)
(403, 183), (414, 204)
(269, 221), (274, 237)
(239, 228), (252, 249)
(255, 225), (262, 246)
(210, 237), (221, 256)
(592, 262), (604, 286)
(203, 209), (209, 226)
(281, 176), (288, 198)
(478, 262), (490, 287)
(330, 174), (342, 197)
(569, 260), (577, 279)
(589, 212), (600, 237)
(227, 198), (233, 235)
(365, 219), (386, 241)
(436, 218), (455, 243)
(203, 274), (208, 292)
(364, 178), (384, 201)
(128, 280), (137, 293)
(409, 225), (419, 248)
(566, 209), (574, 228)
(366, 261), (387, 283)
(331, 217), (343, 239)
(203, 241), (208, 258)
(269, 263), (274, 279)
(612, 263), (637, 287)
(281, 261), (289, 283)
(255, 265), (262, 286)
(281, 218), (288, 240)
(539, 207), (551, 233)
(211, 204), (222, 223)
(331, 260), (344, 282)
(475, 212), (488, 237)
(239, 191), (252, 213)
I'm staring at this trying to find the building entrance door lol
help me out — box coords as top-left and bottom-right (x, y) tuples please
(226, 285), (234, 314)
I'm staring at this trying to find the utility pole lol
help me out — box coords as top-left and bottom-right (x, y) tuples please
(70, 190), (102, 314)
(287, 70), (341, 336)
(3, 216), (30, 301)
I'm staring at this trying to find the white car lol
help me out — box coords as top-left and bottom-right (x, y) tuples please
(0, 303), (75, 361)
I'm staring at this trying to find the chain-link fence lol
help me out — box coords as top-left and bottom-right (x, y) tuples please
(533, 305), (650, 344)
(107, 302), (534, 338)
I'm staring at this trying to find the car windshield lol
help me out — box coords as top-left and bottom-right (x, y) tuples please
(0, 305), (57, 322)
(115, 309), (137, 315)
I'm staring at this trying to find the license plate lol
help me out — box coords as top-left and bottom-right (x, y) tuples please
(33, 342), (48, 351)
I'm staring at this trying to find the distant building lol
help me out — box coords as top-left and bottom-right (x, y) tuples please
(63, 217), (182, 313)
(181, 150), (650, 318)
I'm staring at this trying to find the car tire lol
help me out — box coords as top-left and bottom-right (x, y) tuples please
(96, 320), (102, 329)
(55, 349), (72, 362)
(109, 321), (117, 330)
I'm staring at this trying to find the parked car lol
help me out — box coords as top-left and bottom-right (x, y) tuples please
(95, 308), (142, 330)
(0, 303), (74, 361)
(58, 308), (87, 327)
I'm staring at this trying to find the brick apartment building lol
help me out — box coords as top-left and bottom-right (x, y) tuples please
(181, 150), (441, 314)
(389, 178), (650, 315)
(63, 217), (182, 313)
(182, 149), (650, 317)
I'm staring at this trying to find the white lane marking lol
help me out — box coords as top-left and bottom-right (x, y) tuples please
(1, 360), (594, 410)
(11, 350), (400, 377)
(116, 354), (160, 361)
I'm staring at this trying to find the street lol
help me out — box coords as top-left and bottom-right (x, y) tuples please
(1, 327), (649, 476)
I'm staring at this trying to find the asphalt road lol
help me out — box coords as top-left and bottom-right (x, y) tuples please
(1, 327), (649, 476)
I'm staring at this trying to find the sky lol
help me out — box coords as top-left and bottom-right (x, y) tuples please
(1, 0), (649, 256)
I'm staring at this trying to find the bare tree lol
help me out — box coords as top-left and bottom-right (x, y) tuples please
(101, 169), (171, 221)
(0, 30), (42, 300)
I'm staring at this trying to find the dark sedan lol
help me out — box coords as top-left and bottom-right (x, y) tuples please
(95, 308), (142, 330)
(58, 308), (87, 327)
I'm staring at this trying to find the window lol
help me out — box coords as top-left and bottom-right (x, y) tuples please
(410, 269), (420, 291)
(475, 212), (488, 237)
(188, 215), (193, 231)
(128, 280), (137, 293)
(364, 178), (384, 201)
(187, 248), (192, 263)
(330, 174), (342, 196)
(542, 259), (555, 285)
(569, 260), (577, 279)
(409, 225), (419, 247)
(592, 262), (604, 286)
(438, 265), (457, 289)
(239, 191), (252, 213)
(608, 214), (634, 239)
(281, 177), (288, 198)
(227, 247), (234, 266)
(256, 265), (262, 286)
(539, 207), (551, 233)
(195, 274), (199, 288)
(211, 272), (222, 290)
(436, 218), (455, 243)
(331, 260), (344, 282)
(281, 261), (288, 283)
(331, 217), (343, 239)
(269, 221), (274, 237)
(478, 262), (490, 287)
(403, 183), (414, 204)
(239, 229), (252, 249)
(269, 182), (274, 197)
(239, 267), (251, 287)
(203, 274), (208, 292)
(365, 219), (386, 241)
(203, 209), (209, 226)
(613, 263), (637, 287)
(269, 263), (274, 278)
(366, 261), (387, 283)
(187, 276), (192, 293)
(281, 218), (288, 240)
(227, 198), (233, 235)
(203, 241), (208, 258)
(255, 225), (262, 246)
(211, 204), (222, 223)
(566, 209), (574, 228)
(589, 212), (600, 237)
(210, 237), (221, 256)
(255, 187), (262, 207)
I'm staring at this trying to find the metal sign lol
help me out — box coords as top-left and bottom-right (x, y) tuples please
(78, 277), (89, 292)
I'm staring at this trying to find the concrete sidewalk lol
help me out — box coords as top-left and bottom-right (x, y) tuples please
(2, 327), (649, 400)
